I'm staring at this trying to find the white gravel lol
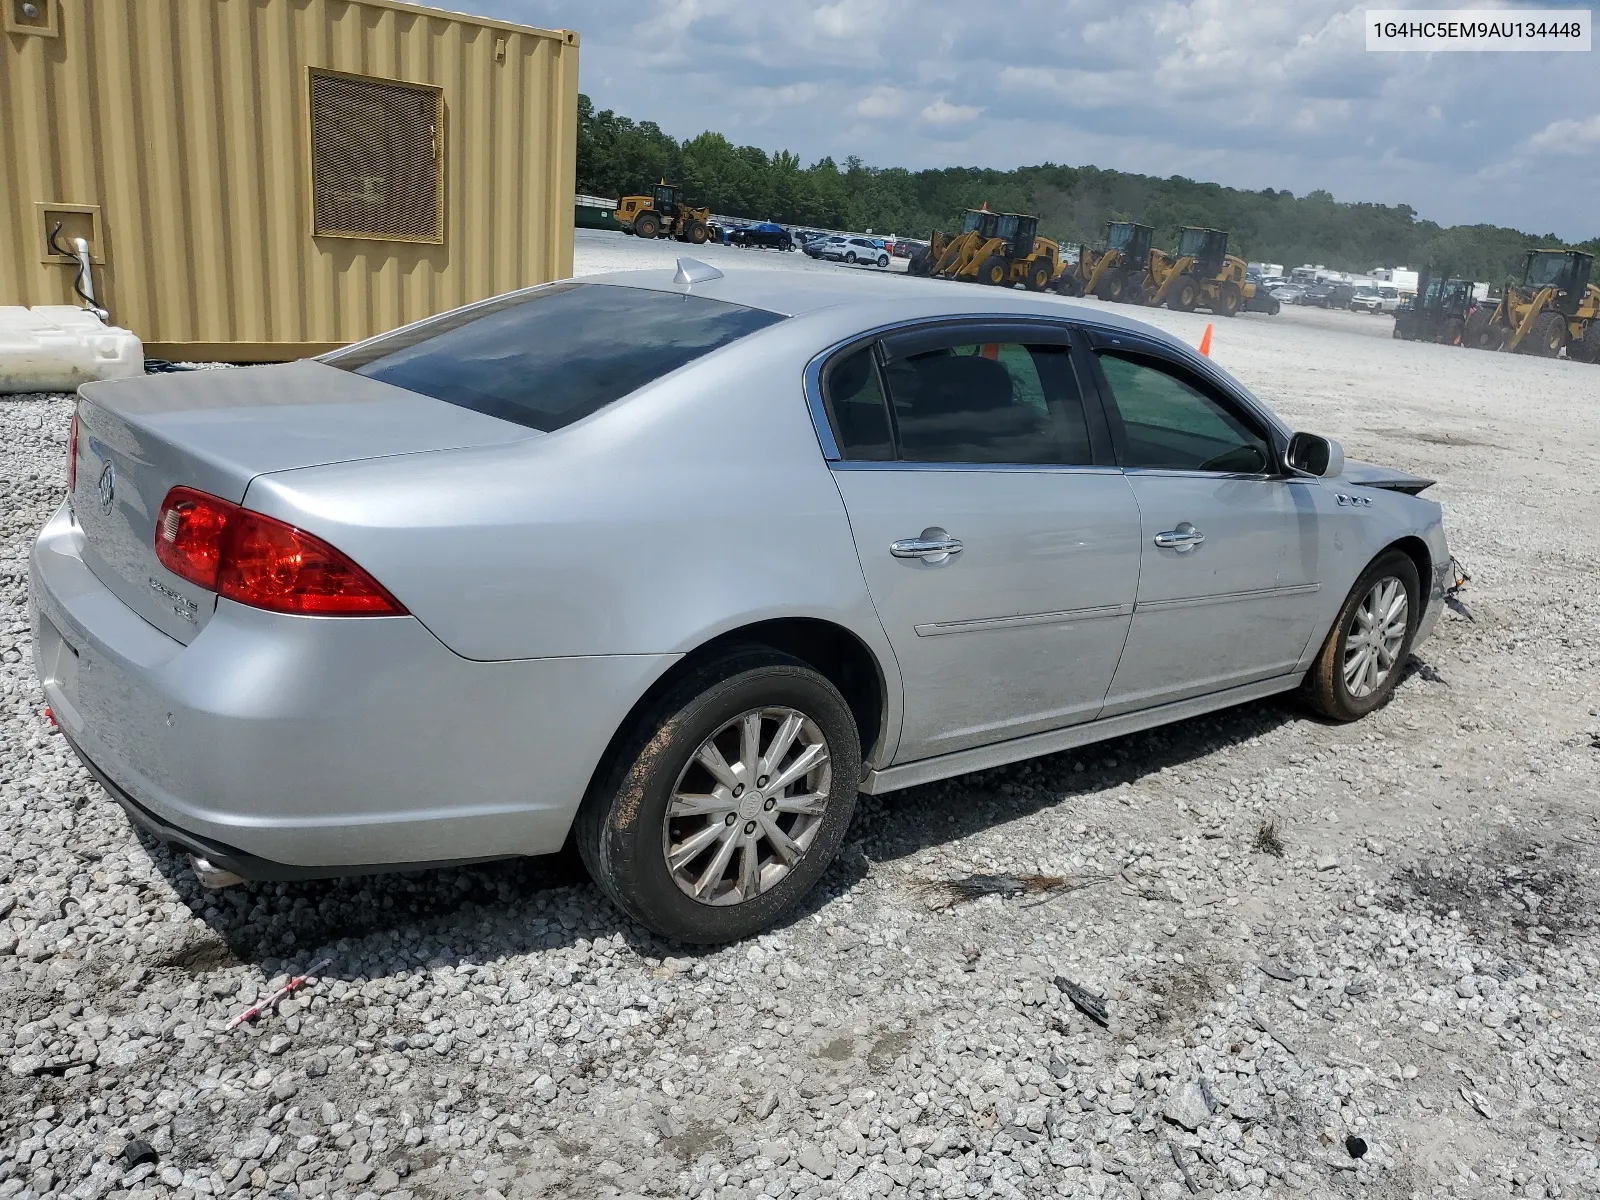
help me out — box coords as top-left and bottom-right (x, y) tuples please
(3, 241), (1599, 1200)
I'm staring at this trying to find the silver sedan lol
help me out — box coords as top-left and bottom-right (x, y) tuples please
(31, 261), (1452, 942)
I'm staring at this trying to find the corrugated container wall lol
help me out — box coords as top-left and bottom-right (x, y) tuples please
(1, 0), (578, 361)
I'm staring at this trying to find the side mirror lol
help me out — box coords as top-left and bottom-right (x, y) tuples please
(1286, 432), (1344, 478)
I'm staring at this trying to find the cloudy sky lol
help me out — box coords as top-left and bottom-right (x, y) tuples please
(486, 0), (1599, 239)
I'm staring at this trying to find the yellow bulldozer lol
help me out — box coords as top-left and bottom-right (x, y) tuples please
(1053, 222), (1154, 302)
(907, 207), (1062, 291)
(1463, 249), (1599, 360)
(616, 181), (712, 244)
(1143, 227), (1254, 317)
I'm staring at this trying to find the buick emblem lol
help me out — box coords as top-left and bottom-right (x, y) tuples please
(96, 461), (116, 515)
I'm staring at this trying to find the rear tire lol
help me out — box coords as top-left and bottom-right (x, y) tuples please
(1301, 551), (1420, 722)
(575, 648), (861, 944)
(634, 212), (661, 240)
(1575, 321), (1600, 364)
(845, 251), (858, 264)
(978, 255), (1010, 286)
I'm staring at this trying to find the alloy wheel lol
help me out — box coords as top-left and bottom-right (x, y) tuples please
(1343, 577), (1408, 698)
(663, 707), (833, 906)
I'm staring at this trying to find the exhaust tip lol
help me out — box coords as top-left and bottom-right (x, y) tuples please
(189, 854), (245, 889)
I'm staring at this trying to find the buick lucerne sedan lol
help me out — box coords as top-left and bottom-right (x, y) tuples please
(32, 262), (1451, 943)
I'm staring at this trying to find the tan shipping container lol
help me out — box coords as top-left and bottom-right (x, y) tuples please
(1, 0), (578, 361)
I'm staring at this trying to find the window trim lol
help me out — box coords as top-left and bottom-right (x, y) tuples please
(1082, 330), (1290, 478)
(806, 316), (1118, 469)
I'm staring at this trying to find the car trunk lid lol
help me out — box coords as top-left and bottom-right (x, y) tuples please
(70, 359), (534, 643)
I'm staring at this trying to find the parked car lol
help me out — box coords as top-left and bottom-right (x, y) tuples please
(728, 221), (795, 252)
(1270, 284), (1306, 304)
(798, 232), (830, 258)
(1351, 286), (1404, 315)
(820, 236), (890, 267)
(34, 263), (1452, 943)
(1302, 283), (1355, 310)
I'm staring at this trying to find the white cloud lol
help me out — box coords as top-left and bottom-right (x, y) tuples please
(496, 0), (1600, 238)
(920, 96), (982, 125)
(1527, 113), (1600, 156)
(856, 85), (905, 119)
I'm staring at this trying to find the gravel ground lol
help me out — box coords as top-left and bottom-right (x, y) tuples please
(3, 247), (1599, 1200)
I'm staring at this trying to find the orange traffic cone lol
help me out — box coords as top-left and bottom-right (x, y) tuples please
(1198, 323), (1213, 357)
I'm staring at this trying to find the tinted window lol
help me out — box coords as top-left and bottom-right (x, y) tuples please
(325, 283), (783, 432)
(822, 348), (894, 461)
(1096, 352), (1272, 473)
(880, 339), (1094, 465)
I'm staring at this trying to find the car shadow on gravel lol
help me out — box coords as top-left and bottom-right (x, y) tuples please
(843, 694), (1304, 872)
(143, 688), (1348, 978)
(145, 825), (872, 980)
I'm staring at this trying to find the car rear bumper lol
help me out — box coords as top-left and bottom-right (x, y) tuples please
(31, 502), (676, 872)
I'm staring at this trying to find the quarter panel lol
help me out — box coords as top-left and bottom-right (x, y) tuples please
(33, 502), (674, 864)
(244, 338), (889, 665)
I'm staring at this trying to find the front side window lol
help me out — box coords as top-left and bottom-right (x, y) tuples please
(1096, 352), (1272, 474)
(326, 283), (783, 432)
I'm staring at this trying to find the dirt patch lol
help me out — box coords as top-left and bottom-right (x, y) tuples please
(1387, 829), (1600, 946)
(817, 1034), (855, 1062)
(159, 936), (240, 974)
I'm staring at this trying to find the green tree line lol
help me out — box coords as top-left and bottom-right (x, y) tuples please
(576, 95), (1598, 282)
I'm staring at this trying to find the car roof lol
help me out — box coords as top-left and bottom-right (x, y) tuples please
(580, 265), (1204, 353)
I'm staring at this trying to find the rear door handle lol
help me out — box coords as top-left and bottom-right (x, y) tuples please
(1153, 523), (1205, 552)
(891, 527), (963, 564)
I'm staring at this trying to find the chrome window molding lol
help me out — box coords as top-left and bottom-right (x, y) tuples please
(830, 460), (1122, 475)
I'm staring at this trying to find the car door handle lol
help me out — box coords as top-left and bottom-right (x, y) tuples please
(1153, 524), (1206, 552)
(891, 528), (963, 563)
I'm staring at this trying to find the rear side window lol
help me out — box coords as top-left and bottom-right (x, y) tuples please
(325, 283), (783, 432)
(822, 348), (894, 461)
(881, 340), (1094, 466)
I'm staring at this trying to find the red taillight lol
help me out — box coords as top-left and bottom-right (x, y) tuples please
(154, 486), (406, 616)
(66, 411), (79, 494)
(155, 486), (232, 585)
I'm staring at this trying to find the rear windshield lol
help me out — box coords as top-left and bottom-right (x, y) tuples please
(324, 282), (783, 432)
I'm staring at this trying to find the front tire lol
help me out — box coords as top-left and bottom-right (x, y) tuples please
(576, 648), (861, 943)
(877, 254), (889, 268)
(1523, 311), (1565, 357)
(1302, 551), (1420, 722)
(1168, 276), (1199, 312)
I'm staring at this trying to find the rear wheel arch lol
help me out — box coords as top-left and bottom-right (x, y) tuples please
(582, 618), (890, 808)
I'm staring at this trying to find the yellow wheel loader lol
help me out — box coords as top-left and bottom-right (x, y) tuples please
(908, 208), (1062, 290)
(1144, 228), (1253, 317)
(1053, 222), (1154, 302)
(615, 181), (712, 244)
(1463, 250), (1599, 360)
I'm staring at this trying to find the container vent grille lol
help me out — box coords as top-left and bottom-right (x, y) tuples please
(310, 71), (442, 243)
